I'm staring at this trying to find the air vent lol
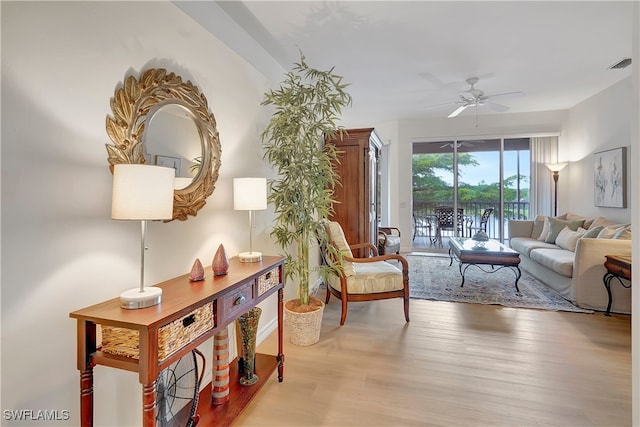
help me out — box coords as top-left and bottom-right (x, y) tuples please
(609, 58), (632, 70)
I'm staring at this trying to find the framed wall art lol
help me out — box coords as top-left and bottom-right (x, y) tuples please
(594, 147), (627, 208)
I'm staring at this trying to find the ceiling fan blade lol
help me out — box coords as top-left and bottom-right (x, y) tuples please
(484, 101), (510, 112)
(485, 90), (524, 99)
(448, 104), (469, 118)
(423, 101), (461, 109)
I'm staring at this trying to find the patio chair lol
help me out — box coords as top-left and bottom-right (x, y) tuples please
(323, 220), (410, 325)
(434, 206), (464, 247)
(467, 207), (494, 238)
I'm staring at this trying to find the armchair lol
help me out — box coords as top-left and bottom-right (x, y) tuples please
(323, 220), (410, 325)
(378, 226), (401, 255)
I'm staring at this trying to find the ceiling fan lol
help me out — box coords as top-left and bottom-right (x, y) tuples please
(426, 77), (523, 119)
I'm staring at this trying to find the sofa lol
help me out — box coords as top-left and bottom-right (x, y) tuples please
(508, 213), (631, 314)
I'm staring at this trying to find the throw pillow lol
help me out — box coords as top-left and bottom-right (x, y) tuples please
(556, 226), (586, 251)
(597, 226), (622, 239)
(565, 212), (586, 221)
(537, 217), (551, 241)
(544, 217), (585, 244)
(580, 225), (604, 239)
(613, 225), (632, 240)
(531, 215), (546, 239)
(589, 216), (617, 230)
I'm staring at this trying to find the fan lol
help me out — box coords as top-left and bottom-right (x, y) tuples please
(156, 349), (205, 427)
(440, 141), (474, 149)
(426, 77), (523, 118)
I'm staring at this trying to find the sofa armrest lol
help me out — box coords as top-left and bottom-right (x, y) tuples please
(508, 220), (534, 239)
(572, 238), (632, 313)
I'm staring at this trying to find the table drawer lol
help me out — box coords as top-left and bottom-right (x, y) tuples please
(258, 267), (280, 296)
(101, 302), (215, 361)
(220, 281), (255, 321)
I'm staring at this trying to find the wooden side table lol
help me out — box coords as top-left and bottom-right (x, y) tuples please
(70, 256), (285, 426)
(603, 255), (631, 316)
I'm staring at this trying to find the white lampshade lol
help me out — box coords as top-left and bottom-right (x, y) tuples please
(545, 162), (568, 173)
(112, 164), (175, 220)
(233, 178), (267, 211)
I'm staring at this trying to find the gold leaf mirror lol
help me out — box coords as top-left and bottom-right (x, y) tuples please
(105, 68), (221, 221)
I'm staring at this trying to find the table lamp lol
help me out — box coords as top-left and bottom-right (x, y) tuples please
(112, 164), (175, 309)
(233, 177), (267, 262)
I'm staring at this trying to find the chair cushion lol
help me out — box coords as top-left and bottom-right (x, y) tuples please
(380, 235), (401, 247)
(325, 220), (355, 276)
(328, 261), (403, 294)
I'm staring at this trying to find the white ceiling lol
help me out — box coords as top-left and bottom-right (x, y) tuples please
(189, 1), (634, 125)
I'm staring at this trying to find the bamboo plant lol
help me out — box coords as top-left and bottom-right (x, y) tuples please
(261, 54), (351, 308)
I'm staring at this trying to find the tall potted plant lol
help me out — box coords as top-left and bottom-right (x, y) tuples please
(261, 54), (351, 346)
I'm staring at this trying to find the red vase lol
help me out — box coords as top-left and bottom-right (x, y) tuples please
(212, 244), (229, 276)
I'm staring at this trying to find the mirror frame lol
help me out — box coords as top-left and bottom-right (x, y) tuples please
(106, 68), (221, 221)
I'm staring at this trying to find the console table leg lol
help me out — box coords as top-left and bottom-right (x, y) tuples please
(277, 287), (284, 382)
(80, 367), (94, 427)
(142, 380), (156, 427)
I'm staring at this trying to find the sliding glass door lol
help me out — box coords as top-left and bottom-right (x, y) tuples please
(412, 138), (530, 250)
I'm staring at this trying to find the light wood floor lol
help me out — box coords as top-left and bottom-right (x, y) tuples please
(236, 295), (632, 426)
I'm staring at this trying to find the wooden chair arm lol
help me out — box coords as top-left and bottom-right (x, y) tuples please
(349, 242), (379, 257)
(344, 253), (408, 272)
(379, 227), (401, 237)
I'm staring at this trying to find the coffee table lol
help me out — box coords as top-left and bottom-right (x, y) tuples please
(448, 237), (522, 291)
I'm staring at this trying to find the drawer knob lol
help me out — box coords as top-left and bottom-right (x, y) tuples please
(234, 295), (246, 306)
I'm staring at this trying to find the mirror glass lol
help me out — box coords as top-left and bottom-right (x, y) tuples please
(105, 68), (221, 221)
(144, 104), (201, 190)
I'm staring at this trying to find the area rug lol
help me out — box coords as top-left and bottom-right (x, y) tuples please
(407, 253), (593, 313)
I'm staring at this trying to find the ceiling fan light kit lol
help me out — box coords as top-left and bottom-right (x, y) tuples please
(426, 77), (524, 125)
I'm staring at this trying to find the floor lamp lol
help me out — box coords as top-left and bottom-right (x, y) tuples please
(112, 164), (175, 309)
(233, 177), (267, 262)
(545, 162), (567, 217)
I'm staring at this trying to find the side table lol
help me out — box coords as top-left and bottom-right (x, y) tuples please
(603, 254), (631, 316)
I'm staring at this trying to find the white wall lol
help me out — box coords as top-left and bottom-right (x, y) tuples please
(561, 77), (633, 224)
(1, 2), (282, 425)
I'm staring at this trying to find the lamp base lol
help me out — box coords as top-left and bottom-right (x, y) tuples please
(238, 251), (262, 263)
(120, 286), (162, 309)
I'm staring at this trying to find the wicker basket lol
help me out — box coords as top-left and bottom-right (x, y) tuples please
(102, 302), (215, 361)
(258, 268), (280, 296)
(284, 299), (324, 346)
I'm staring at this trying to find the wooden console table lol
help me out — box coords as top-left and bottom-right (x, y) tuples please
(603, 254), (631, 316)
(69, 255), (285, 426)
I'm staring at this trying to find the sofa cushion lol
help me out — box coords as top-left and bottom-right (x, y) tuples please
(555, 226), (586, 251)
(613, 225), (632, 240)
(532, 215), (546, 239)
(579, 225), (604, 239)
(544, 217), (585, 243)
(529, 248), (574, 277)
(510, 237), (560, 256)
(597, 224), (627, 239)
(588, 216), (618, 230)
(536, 216), (551, 241)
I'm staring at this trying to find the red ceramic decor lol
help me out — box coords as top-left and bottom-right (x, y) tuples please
(212, 244), (229, 276)
(189, 258), (205, 282)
